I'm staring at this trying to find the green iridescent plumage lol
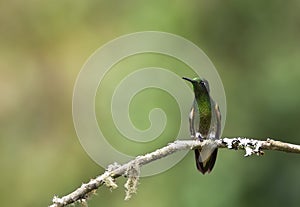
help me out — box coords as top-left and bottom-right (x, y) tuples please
(183, 77), (221, 174)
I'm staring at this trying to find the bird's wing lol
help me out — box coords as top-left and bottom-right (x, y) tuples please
(208, 99), (221, 140)
(189, 99), (200, 138)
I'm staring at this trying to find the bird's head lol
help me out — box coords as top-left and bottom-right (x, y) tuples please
(182, 77), (210, 93)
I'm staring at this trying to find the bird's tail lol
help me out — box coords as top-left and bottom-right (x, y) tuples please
(194, 148), (218, 174)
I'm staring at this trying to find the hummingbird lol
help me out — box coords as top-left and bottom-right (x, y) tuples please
(183, 77), (221, 174)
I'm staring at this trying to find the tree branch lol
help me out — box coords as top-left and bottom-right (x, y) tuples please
(50, 137), (300, 207)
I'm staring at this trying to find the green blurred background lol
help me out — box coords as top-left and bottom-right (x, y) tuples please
(1, 0), (300, 206)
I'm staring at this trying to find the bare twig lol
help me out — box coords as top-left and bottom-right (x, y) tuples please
(50, 137), (300, 207)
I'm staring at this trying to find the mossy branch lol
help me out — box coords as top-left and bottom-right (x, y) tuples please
(49, 138), (300, 207)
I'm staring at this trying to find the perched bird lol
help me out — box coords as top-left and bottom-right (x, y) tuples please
(183, 77), (221, 174)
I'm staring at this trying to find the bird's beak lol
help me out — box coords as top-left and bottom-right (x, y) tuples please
(182, 77), (194, 83)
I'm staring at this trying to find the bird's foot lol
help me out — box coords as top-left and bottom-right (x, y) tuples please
(195, 132), (204, 142)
